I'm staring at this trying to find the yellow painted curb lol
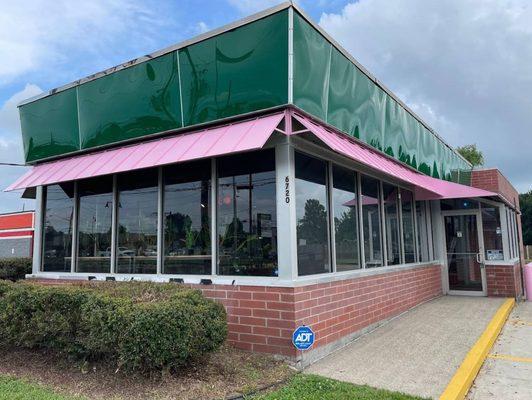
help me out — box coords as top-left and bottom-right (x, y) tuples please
(439, 298), (515, 400)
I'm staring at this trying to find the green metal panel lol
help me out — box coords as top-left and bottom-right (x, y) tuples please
(78, 52), (181, 149)
(293, 12), (470, 182)
(293, 12), (330, 121)
(325, 48), (384, 150)
(179, 10), (288, 126)
(19, 88), (80, 162)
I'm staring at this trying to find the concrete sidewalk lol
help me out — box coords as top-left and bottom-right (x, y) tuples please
(306, 296), (505, 399)
(468, 301), (532, 400)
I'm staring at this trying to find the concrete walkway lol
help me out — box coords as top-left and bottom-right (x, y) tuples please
(306, 296), (505, 399)
(468, 301), (532, 400)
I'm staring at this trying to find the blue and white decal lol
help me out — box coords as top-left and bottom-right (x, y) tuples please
(292, 325), (315, 350)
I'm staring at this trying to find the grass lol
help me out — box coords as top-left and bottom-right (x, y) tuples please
(253, 374), (429, 400)
(0, 376), (81, 400)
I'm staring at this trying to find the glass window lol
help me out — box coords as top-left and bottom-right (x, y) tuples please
(401, 189), (416, 264)
(512, 210), (519, 258)
(361, 176), (382, 268)
(163, 160), (211, 274)
(42, 183), (75, 272)
(416, 201), (430, 262)
(481, 203), (503, 261)
(217, 150), (277, 276)
(507, 208), (515, 258)
(295, 152), (330, 276)
(116, 169), (158, 274)
(382, 183), (400, 266)
(76, 177), (113, 273)
(441, 198), (479, 211)
(331, 165), (360, 271)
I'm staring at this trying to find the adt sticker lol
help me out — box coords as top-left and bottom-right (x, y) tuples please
(292, 326), (315, 350)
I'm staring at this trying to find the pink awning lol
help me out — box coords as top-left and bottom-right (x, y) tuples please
(291, 113), (496, 201)
(6, 113), (284, 191)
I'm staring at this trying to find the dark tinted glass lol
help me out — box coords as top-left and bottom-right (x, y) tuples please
(361, 176), (382, 268)
(295, 152), (330, 276)
(42, 183), (74, 272)
(76, 177), (113, 272)
(481, 203), (503, 261)
(416, 201), (430, 262)
(116, 169), (158, 274)
(217, 150), (277, 276)
(382, 183), (400, 265)
(332, 165), (360, 271)
(401, 189), (416, 263)
(163, 160), (211, 274)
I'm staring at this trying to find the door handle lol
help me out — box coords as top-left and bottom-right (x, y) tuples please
(476, 253), (481, 264)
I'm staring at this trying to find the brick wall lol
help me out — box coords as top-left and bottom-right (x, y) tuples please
(471, 169), (520, 209)
(195, 264), (442, 358)
(486, 263), (522, 298)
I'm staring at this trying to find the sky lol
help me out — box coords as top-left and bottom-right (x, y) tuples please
(1, 0), (531, 213)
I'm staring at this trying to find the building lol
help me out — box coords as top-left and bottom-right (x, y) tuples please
(5, 3), (524, 365)
(0, 211), (35, 259)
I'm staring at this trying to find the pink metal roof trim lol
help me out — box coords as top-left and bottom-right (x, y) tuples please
(290, 112), (496, 201)
(6, 113), (284, 191)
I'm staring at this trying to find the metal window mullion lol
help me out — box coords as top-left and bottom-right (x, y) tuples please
(358, 175), (365, 269)
(157, 167), (163, 275)
(379, 181), (388, 267)
(412, 196), (419, 263)
(328, 162), (336, 273)
(211, 158), (217, 276)
(398, 189), (405, 265)
(70, 181), (78, 273)
(110, 175), (118, 274)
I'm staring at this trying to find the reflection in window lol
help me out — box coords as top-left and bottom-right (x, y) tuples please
(401, 189), (416, 263)
(481, 203), (503, 261)
(441, 198), (479, 211)
(416, 201), (430, 262)
(506, 208), (515, 258)
(361, 176), (382, 268)
(332, 165), (360, 271)
(382, 183), (400, 266)
(163, 161), (211, 274)
(295, 152), (330, 276)
(42, 184), (74, 272)
(217, 150), (277, 276)
(76, 177), (113, 273)
(116, 169), (158, 274)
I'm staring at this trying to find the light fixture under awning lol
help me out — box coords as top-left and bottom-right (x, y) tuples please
(5, 112), (284, 191)
(290, 112), (497, 201)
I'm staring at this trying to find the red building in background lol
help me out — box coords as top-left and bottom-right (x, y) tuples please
(0, 211), (35, 258)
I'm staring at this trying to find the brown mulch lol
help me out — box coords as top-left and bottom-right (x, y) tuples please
(0, 345), (294, 400)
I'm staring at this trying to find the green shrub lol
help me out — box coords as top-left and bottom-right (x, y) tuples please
(0, 282), (227, 373)
(0, 258), (32, 281)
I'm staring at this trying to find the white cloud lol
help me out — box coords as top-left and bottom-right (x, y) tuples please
(0, 84), (42, 144)
(227, 0), (286, 15)
(320, 0), (532, 193)
(0, 0), (169, 85)
(196, 21), (210, 34)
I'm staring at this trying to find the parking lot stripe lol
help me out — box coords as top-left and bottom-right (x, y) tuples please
(439, 298), (515, 400)
(487, 354), (532, 363)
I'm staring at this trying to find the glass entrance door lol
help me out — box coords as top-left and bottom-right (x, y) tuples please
(444, 213), (485, 293)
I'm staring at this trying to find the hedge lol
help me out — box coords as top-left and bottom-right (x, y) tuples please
(0, 281), (227, 373)
(0, 258), (32, 281)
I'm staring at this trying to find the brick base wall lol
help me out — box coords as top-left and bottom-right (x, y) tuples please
(486, 263), (523, 298)
(195, 264), (443, 359)
(27, 264), (443, 361)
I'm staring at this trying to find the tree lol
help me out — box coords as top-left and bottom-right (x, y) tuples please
(456, 144), (484, 167)
(519, 191), (532, 245)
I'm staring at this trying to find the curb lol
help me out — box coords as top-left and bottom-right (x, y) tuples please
(439, 298), (515, 400)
